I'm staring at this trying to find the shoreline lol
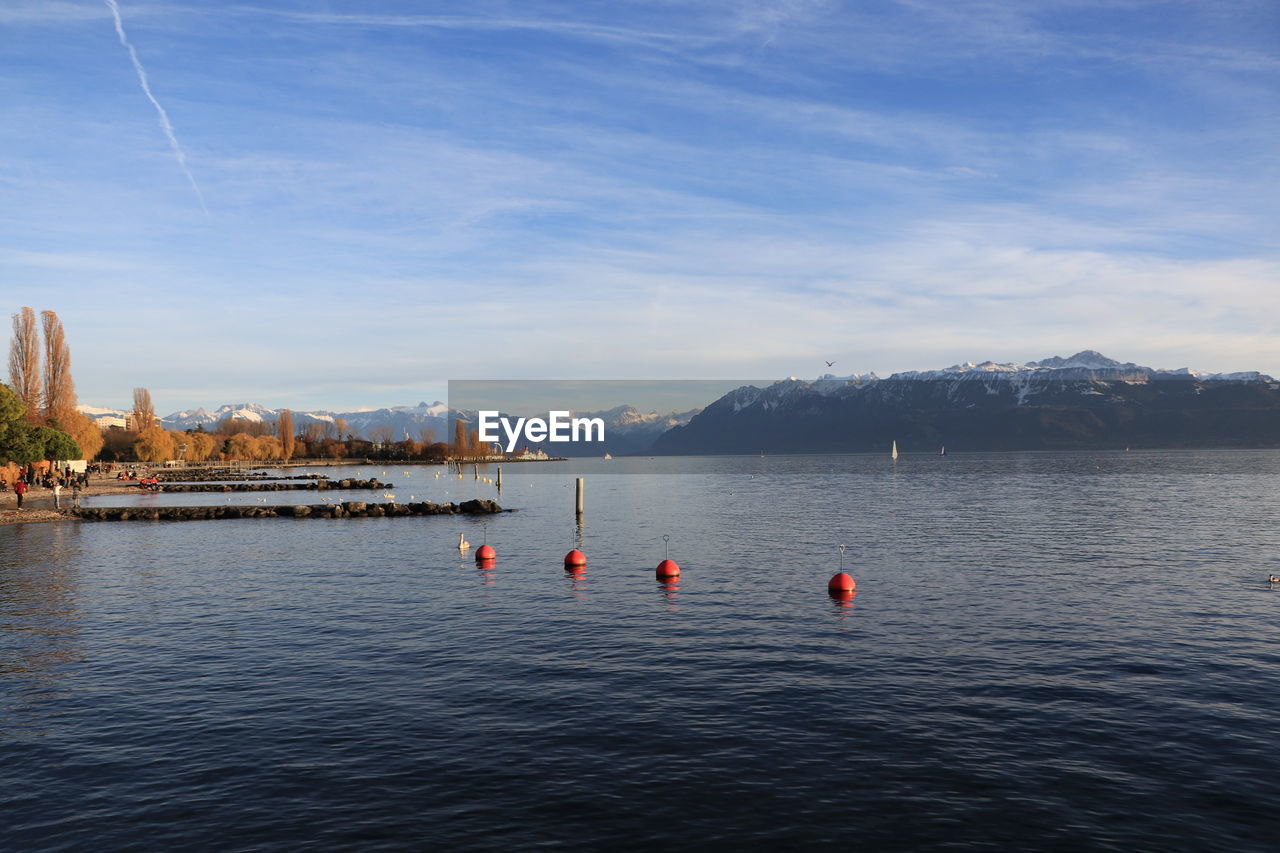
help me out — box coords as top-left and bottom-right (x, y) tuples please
(0, 476), (143, 525)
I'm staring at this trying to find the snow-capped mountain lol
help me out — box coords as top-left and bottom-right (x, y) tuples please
(79, 401), (454, 440)
(889, 350), (1267, 384)
(75, 398), (690, 452)
(652, 352), (1280, 454)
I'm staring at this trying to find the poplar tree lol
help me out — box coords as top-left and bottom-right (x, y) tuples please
(278, 409), (295, 461)
(8, 307), (40, 420)
(40, 310), (75, 420)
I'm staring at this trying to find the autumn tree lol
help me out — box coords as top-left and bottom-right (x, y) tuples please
(277, 409), (295, 461)
(369, 424), (395, 446)
(334, 417), (349, 441)
(453, 418), (468, 456)
(35, 310), (103, 461)
(186, 431), (218, 462)
(133, 425), (175, 462)
(8, 307), (41, 421)
(222, 432), (256, 460)
(132, 387), (156, 432)
(100, 425), (138, 462)
(254, 435), (282, 460)
(40, 310), (75, 419)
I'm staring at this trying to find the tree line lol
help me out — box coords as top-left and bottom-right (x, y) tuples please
(2, 307), (98, 483)
(99, 410), (488, 463)
(4, 305), (493, 469)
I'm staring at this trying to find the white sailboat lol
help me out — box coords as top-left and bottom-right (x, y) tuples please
(603, 452), (613, 460)
(891, 440), (899, 461)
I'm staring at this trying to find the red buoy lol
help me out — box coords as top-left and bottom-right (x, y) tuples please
(828, 572), (856, 592)
(564, 549), (586, 569)
(656, 559), (680, 577)
(475, 544), (496, 562)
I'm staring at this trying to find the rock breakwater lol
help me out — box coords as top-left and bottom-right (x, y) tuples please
(161, 479), (387, 493)
(71, 499), (506, 521)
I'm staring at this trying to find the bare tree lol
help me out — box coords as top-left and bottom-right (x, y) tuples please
(8, 307), (41, 420)
(453, 418), (468, 456)
(369, 424), (395, 445)
(278, 409), (296, 461)
(132, 387), (156, 432)
(41, 310), (76, 421)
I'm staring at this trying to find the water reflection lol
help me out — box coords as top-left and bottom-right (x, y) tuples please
(475, 558), (496, 586)
(0, 524), (85, 739)
(829, 588), (856, 621)
(564, 567), (588, 598)
(656, 576), (679, 610)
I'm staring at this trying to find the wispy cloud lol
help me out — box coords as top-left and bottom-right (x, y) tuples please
(2, 1), (1276, 408)
(103, 0), (207, 214)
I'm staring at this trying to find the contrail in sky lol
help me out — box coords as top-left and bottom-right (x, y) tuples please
(104, 0), (208, 214)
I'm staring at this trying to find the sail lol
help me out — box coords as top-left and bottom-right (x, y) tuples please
(891, 440), (898, 460)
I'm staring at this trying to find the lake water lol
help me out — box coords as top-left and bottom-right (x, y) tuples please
(4, 451), (1280, 851)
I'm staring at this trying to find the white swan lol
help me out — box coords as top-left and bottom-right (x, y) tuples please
(458, 533), (471, 552)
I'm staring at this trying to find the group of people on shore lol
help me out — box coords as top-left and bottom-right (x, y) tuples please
(4, 464), (88, 509)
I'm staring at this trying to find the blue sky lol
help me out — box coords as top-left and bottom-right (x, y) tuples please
(1, 0), (1276, 413)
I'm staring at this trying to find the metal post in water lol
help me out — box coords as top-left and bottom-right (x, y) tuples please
(496, 467), (502, 488)
(575, 477), (584, 516)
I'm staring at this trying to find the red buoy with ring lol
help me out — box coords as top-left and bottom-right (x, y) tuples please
(655, 534), (680, 577)
(564, 549), (586, 568)
(828, 544), (855, 591)
(475, 544), (495, 562)
(828, 572), (856, 592)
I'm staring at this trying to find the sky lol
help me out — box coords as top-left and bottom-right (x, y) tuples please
(1, 0), (1276, 413)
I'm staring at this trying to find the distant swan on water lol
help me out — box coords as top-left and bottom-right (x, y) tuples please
(458, 533), (471, 552)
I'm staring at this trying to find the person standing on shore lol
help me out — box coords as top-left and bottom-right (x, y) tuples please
(14, 479), (27, 508)
(53, 482), (62, 509)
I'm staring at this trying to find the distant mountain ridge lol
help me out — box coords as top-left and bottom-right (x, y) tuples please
(78, 351), (1280, 453)
(79, 401), (452, 440)
(652, 351), (1280, 454)
(77, 399), (697, 452)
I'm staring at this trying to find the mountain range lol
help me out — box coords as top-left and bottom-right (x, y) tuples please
(77, 399), (697, 454)
(79, 401), (453, 440)
(79, 351), (1280, 454)
(651, 351), (1280, 454)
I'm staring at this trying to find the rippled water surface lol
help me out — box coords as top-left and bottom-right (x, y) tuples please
(4, 451), (1280, 851)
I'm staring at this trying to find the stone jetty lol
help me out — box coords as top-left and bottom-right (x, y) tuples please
(161, 479), (387, 493)
(71, 499), (507, 522)
(159, 471), (329, 482)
